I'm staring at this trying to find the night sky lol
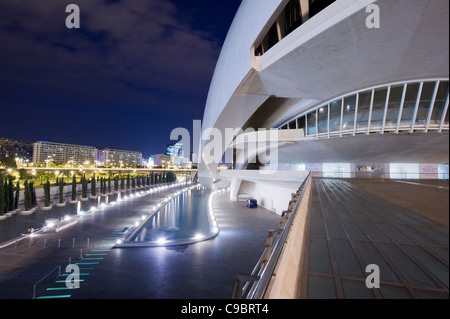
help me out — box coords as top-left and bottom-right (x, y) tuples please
(0, 0), (242, 159)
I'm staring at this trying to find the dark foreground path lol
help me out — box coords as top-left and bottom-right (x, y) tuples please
(0, 188), (280, 299)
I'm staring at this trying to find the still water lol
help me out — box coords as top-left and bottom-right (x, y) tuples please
(127, 187), (212, 243)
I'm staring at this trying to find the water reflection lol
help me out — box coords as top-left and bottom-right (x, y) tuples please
(128, 188), (211, 243)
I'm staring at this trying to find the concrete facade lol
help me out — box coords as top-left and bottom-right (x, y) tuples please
(198, 0), (449, 190)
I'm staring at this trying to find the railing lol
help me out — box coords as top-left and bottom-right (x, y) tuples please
(233, 172), (311, 299)
(32, 265), (62, 299)
(314, 171), (449, 181)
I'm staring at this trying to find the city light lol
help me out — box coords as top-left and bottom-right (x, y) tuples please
(156, 238), (167, 245)
(193, 233), (204, 240)
(46, 221), (55, 228)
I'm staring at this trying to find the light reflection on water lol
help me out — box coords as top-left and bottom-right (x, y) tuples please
(128, 188), (211, 243)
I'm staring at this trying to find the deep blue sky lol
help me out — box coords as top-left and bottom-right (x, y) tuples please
(0, 0), (242, 159)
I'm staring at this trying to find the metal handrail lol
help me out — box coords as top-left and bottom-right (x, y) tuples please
(250, 172), (311, 299)
(233, 172), (311, 299)
(32, 265), (62, 299)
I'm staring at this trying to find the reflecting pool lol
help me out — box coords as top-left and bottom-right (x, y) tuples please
(124, 186), (214, 246)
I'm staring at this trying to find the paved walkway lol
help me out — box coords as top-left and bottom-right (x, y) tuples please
(300, 179), (449, 299)
(345, 179), (449, 227)
(0, 187), (280, 299)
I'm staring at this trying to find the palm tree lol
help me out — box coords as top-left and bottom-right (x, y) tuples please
(100, 177), (105, 194)
(81, 174), (87, 199)
(29, 181), (37, 207)
(0, 174), (5, 215)
(59, 178), (64, 203)
(91, 174), (96, 196)
(114, 176), (118, 192)
(14, 181), (20, 210)
(24, 180), (32, 211)
(8, 177), (14, 212)
(4, 179), (10, 213)
(71, 174), (77, 201)
(44, 180), (51, 207)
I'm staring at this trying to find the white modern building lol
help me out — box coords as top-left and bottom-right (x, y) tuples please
(97, 147), (142, 167)
(153, 154), (172, 167)
(198, 0), (449, 214)
(33, 141), (142, 167)
(33, 141), (97, 166)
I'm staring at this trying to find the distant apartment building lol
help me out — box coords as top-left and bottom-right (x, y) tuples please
(97, 147), (142, 167)
(153, 154), (171, 167)
(33, 141), (97, 165)
(0, 137), (33, 162)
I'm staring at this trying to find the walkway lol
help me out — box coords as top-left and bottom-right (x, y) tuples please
(0, 188), (280, 299)
(300, 179), (449, 299)
(345, 178), (449, 227)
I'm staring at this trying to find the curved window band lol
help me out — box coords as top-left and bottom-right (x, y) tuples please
(278, 80), (450, 138)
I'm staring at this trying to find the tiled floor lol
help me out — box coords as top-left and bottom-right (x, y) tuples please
(300, 179), (449, 299)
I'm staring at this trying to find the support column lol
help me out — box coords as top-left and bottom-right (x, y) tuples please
(300, 0), (309, 22)
(229, 178), (242, 202)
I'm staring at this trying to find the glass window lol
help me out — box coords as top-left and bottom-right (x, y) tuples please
(280, 124), (288, 130)
(285, 0), (302, 36)
(329, 99), (342, 132)
(371, 88), (388, 129)
(255, 44), (263, 57)
(431, 81), (449, 125)
(289, 120), (296, 129)
(297, 116), (306, 135)
(259, 23), (278, 55)
(445, 104), (449, 125)
(307, 111), (317, 136)
(385, 84), (405, 128)
(400, 83), (420, 126)
(415, 82), (437, 126)
(342, 95), (357, 131)
(317, 105), (328, 134)
(309, 0), (336, 19)
(356, 91), (372, 130)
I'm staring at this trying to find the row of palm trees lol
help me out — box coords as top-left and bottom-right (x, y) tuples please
(0, 174), (22, 215)
(1, 172), (178, 214)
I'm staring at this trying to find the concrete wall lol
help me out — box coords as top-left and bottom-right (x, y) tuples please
(220, 169), (309, 214)
(251, 181), (298, 214)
